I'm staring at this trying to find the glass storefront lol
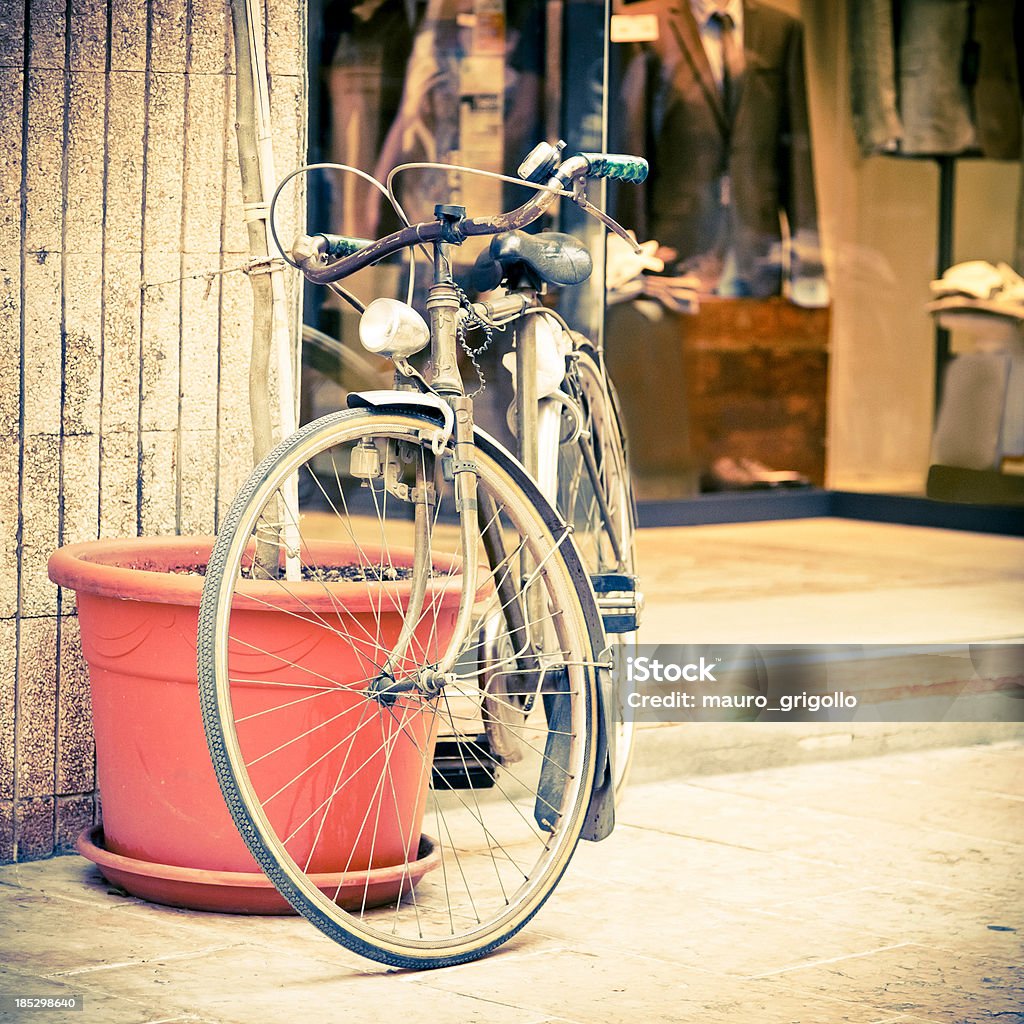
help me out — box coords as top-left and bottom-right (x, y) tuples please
(804, 0), (1022, 503)
(303, 0), (610, 450)
(302, 0), (1024, 508)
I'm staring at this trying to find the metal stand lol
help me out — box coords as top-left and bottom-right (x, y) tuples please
(934, 155), (957, 417)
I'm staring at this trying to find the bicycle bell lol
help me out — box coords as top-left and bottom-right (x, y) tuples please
(517, 140), (566, 183)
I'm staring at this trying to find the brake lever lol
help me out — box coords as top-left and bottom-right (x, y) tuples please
(571, 180), (642, 254)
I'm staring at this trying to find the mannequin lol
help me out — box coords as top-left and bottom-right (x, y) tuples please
(606, 0), (828, 498)
(612, 0), (827, 305)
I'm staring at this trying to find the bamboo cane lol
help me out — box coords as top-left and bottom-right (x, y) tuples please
(229, 0), (300, 579)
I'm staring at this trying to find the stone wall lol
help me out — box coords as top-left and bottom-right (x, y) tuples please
(0, 0), (306, 862)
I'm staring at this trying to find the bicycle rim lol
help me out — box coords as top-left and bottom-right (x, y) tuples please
(559, 350), (638, 796)
(197, 408), (599, 968)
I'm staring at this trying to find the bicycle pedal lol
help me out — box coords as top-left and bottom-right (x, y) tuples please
(590, 572), (635, 593)
(432, 735), (498, 790)
(590, 573), (642, 633)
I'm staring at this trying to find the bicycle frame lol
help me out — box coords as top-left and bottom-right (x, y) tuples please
(364, 232), (481, 694)
(410, 223), (566, 697)
(368, 221), (551, 694)
(399, 233), (626, 691)
(509, 303), (626, 568)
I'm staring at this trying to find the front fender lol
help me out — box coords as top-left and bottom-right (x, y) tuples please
(345, 388), (615, 837)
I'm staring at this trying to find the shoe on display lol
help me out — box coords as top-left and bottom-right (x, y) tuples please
(701, 456), (810, 492)
(736, 457), (810, 488)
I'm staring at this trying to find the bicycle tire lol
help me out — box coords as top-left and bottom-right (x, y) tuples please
(559, 346), (639, 797)
(197, 407), (601, 969)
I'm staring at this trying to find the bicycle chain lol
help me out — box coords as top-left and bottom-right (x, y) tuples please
(453, 281), (495, 396)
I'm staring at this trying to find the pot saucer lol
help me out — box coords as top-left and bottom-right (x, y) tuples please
(76, 825), (440, 916)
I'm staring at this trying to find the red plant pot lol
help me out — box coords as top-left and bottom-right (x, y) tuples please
(49, 536), (460, 912)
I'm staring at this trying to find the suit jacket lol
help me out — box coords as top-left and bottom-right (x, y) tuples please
(613, 0), (823, 299)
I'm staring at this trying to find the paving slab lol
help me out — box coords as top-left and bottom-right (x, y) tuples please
(629, 754), (1024, 901)
(566, 822), (883, 906)
(778, 942), (1023, 1024)
(758, 880), (1023, 961)
(635, 519), (1024, 644)
(529, 886), (896, 978)
(61, 943), (545, 1024)
(0, 966), (175, 1024)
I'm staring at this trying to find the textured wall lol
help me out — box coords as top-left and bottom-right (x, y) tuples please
(0, 0), (306, 862)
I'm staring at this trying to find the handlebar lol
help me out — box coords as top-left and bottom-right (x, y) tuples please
(290, 151), (648, 287)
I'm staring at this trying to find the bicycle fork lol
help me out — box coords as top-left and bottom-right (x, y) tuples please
(367, 231), (483, 700)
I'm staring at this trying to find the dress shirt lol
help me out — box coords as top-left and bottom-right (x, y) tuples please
(689, 0), (744, 90)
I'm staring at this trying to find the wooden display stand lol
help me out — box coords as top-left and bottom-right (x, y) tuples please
(605, 297), (830, 500)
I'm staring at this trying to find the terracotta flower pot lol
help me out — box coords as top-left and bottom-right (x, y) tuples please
(48, 535), (459, 913)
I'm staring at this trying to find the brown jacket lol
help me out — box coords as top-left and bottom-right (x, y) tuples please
(612, 0), (822, 298)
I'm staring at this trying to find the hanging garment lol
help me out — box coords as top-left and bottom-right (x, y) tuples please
(849, 0), (1022, 159)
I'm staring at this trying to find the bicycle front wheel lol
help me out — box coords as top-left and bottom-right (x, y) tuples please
(197, 408), (600, 969)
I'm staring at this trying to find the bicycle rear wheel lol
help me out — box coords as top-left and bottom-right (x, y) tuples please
(559, 346), (639, 796)
(197, 408), (600, 968)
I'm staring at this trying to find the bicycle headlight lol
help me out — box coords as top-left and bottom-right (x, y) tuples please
(358, 298), (429, 359)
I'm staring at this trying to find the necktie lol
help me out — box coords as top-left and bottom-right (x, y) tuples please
(710, 10), (743, 118)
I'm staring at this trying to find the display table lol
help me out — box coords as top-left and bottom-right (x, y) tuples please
(606, 296), (830, 501)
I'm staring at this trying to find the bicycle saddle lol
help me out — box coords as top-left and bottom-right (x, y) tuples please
(470, 230), (593, 292)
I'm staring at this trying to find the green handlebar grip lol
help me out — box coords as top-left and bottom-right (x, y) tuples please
(320, 233), (374, 258)
(580, 154), (649, 184)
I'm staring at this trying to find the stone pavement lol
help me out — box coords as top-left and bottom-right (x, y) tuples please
(1, 738), (1022, 1024)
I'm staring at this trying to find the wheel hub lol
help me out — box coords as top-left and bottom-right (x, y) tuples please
(368, 667), (448, 704)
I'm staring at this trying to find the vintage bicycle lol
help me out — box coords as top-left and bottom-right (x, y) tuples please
(196, 142), (647, 968)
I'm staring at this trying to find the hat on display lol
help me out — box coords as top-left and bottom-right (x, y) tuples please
(926, 260), (1024, 321)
